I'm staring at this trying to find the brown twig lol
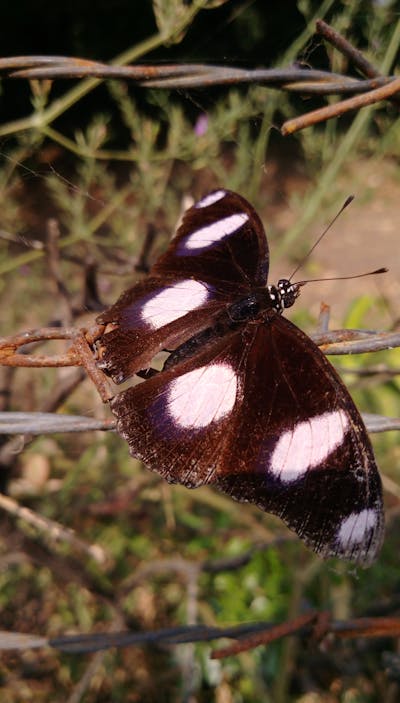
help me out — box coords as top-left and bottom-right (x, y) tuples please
(316, 19), (397, 83)
(313, 329), (400, 355)
(211, 612), (319, 659)
(0, 492), (111, 567)
(135, 223), (158, 274)
(0, 324), (112, 401)
(281, 76), (400, 135)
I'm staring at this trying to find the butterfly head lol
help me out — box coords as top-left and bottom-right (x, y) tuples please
(277, 279), (301, 308)
(268, 279), (300, 313)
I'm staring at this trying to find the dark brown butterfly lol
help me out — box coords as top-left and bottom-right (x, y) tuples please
(96, 189), (384, 566)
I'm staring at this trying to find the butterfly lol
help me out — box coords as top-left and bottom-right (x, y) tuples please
(96, 189), (384, 566)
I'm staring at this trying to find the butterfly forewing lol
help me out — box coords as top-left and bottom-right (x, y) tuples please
(97, 188), (384, 566)
(97, 277), (232, 383)
(152, 190), (269, 287)
(97, 190), (269, 383)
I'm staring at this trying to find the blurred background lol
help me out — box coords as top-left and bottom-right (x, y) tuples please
(0, 1), (400, 701)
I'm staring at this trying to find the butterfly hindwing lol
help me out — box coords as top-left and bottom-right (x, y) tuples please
(109, 314), (383, 566)
(217, 316), (384, 566)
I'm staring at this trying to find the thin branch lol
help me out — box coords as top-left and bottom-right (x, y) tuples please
(1, 18), (399, 138)
(281, 76), (400, 135)
(0, 492), (111, 567)
(0, 324), (112, 402)
(316, 19), (400, 88)
(313, 330), (400, 355)
(212, 612), (319, 659)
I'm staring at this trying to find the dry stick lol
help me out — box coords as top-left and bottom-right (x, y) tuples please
(0, 369), (86, 465)
(334, 617), (400, 639)
(282, 76), (400, 134)
(316, 302), (331, 334)
(0, 351), (80, 368)
(282, 76), (391, 94)
(0, 326), (80, 346)
(314, 330), (400, 355)
(0, 492), (110, 567)
(316, 19), (400, 85)
(0, 324), (112, 401)
(211, 612), (318, 659)
(135, 223), (157, 273)
(70, 333), (112, 402)
(362, 414), (400, 434)
(282, 18), (400, 134)
(316, 17), (400, 111)
(1, 57), (210, 80)
(66, 650), (109, 703)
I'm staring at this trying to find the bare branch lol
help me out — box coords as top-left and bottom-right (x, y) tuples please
(281, 76), (400, 135)
(0, 492), (111, 567)
(316, 19), (394, 81)
(312, 330), (400, 355)
(0, 19), (399, 137)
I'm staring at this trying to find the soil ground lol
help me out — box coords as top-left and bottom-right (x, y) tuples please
(268, 157), (400, 329)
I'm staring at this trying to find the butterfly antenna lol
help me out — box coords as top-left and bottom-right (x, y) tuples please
(289, 195), (355, 282)
(295, 267), (388, 287)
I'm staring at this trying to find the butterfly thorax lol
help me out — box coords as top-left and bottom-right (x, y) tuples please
(165, 280), (301, 372)
(227, 279), (300, 324)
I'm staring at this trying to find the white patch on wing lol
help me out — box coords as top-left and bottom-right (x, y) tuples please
(181, 213), (249, 251)
(195, 190), (226, 209)
(140, 280), (210, 330)
(270, 410), (349, 483)
(167, 363), (237, 428)
(337, 509), (378, 548)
